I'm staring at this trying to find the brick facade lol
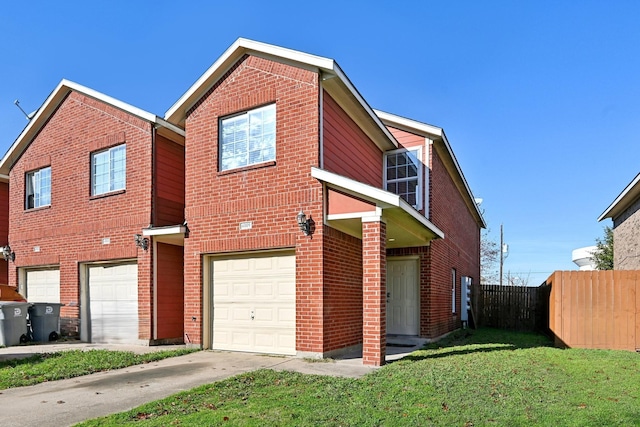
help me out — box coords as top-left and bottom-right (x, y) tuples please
(6, 90), (184, 342)
(613, 197), (640, 269)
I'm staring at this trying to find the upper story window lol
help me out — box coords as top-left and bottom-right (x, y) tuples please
(384, 147), (422, 209)
(91, 144), (126, 196)
(220, 104), (276, 171)
(25, 166), (51, 209)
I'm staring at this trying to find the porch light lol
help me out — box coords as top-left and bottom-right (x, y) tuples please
(134, 234), (149, 251)
(296, 210), (311, 236)
(1, 245), (15, 262)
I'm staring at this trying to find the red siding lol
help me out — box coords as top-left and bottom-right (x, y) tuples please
(0, 182), (8, 283)
(156, 242), (184, 340)
(322, 91), (382, 187)
(182, 55), (325, 351)
(323, 226), (362, 352)
(154, 136), (185, 226)
(7, 91), (153, 339)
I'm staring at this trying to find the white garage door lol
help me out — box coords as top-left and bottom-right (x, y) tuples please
(212, 253), (295, 355)
(88, 263), (138, 343)
(26, 268), (60, 303)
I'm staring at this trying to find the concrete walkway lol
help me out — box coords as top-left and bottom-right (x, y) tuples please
(0, 341), (422, 426)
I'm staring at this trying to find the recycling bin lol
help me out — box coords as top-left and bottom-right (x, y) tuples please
(0, 302), (30, 346)
(28, 303), (64, 342)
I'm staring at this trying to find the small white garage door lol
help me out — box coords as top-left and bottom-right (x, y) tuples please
(88, 263), (138, 343)
(26, 268), (60, 303)
(212, 253), (295, 355)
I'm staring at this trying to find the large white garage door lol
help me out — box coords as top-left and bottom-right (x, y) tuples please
(212, 253), (295, 355)
(26, 268), (60, 303)
(88, 263), (138, 343)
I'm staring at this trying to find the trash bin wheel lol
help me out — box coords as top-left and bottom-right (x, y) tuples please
(19, 334), (28, 343)
(49, 331), (60, 341)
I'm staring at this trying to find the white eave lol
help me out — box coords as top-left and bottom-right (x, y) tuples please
(0, 79), (185, 176)
(311, 167), (444, 248)
(143, 224), (188, 246)
(164, 38), (397, 151)
(598, 172), (640, 222)
(375, 109), (487, 229)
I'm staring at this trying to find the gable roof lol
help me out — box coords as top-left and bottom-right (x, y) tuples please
(598, 172), (640, 222)
(0, 79), (185, 176)
(164, 38), (397, 152)
(374, 110), (486, 229)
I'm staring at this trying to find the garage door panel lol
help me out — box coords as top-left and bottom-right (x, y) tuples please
(212, 253), (295, 355)
(89, 263), (138, 343)
(26, 269), (60, 303)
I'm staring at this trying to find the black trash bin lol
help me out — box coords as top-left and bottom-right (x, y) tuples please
(0, 302), (30, 346)
(28, 303), (63, 342)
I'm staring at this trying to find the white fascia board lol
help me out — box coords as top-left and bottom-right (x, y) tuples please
(165, 38), (336, 122)
(374, 109), (444, 138)
(375, 109), (486, 228)
(0, 79), (176, 175)
(598, 172), (640, 221)
(164, 38), (398, 148)
(142, 225), (187, 236)
(311, 167), (444, 238)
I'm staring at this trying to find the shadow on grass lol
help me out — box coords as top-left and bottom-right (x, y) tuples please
(0, 352), (62, 368)
(397, 327), (554, 363)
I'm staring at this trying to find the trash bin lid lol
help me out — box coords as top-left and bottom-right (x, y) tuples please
(0, 284), (27, 302)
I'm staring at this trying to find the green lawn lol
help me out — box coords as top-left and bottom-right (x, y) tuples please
(0, 348), (196, 389)
(76, 328), (639, 426)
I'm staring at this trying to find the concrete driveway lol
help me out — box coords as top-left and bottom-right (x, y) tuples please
(0, 341), (421, 426)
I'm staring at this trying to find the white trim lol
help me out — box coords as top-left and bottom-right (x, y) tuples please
(0, 79), (182, 175)
(375, 109), (486, 229)
(311, 167), (444, 239)
(598, 172), (640, 221)
(164, 38), (397, 149)
(362, 215), (385, 223)
(143, 225), (187, 236)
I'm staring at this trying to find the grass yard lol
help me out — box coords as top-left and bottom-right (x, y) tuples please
(76, 328), (639, 426)
(0, 348), (196, 389)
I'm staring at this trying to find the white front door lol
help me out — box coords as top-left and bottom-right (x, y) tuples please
(387, 258), (419, 335)
(211, 252), (296, 355)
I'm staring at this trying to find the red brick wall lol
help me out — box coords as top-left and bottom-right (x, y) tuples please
(182, 55), (324, 351)
(156, 242), (184, 340)
(323, 225), (362, 352)
(154, 136), (185, 227)
(7, 91), (154, 339)
(362, 219), (386, 366)
(0, 182), (8, 283)
(426, 144), (480, 337)
(322, 91), (382, 187)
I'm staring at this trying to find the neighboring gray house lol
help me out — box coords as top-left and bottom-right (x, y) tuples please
(598, 172), (640, 269)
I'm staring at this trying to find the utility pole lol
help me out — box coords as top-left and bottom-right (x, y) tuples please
(499, 224), (503, 287)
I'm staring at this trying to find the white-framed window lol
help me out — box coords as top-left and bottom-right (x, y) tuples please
(452, 268), (457, 313)
(25, 166), (51, 209)
(220, 104), (276, 171)
(91, 144), (126, 196)
(384, 146), (422, 209)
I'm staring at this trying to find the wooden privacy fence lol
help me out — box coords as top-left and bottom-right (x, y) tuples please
(479, 284), (549, 331)
(546, 270), (640, 351)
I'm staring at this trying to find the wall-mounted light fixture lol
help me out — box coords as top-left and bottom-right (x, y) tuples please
(134, 234), (149, 251)
(1, 245), (15, 262)
(296, 210), (311, 236)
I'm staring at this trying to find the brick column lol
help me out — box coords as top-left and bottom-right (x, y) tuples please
(362, 216), (386, 366)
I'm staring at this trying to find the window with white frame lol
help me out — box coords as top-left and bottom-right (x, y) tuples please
(384, 147), (422, 209)
(91, 144), (126, 196)
(25, 166), (51, 209)
(220, 104), (276, 171)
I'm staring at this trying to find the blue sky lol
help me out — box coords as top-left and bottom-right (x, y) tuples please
(1, 1), (637, 285)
